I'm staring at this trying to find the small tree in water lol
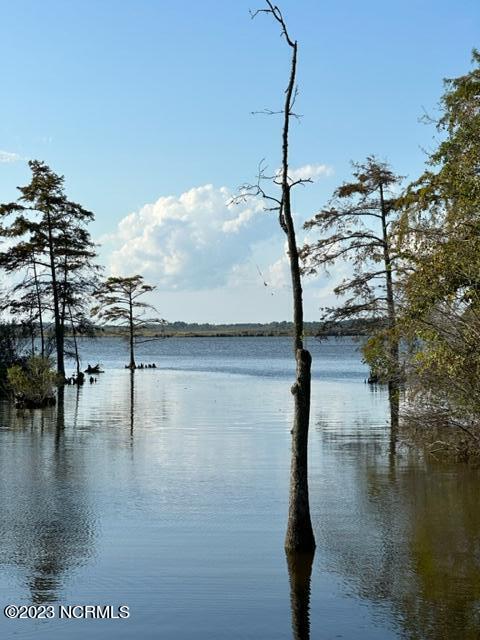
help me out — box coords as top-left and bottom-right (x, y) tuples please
(92, 275), (164, 369)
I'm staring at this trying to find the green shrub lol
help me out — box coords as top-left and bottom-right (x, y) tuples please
(7, 356), (57, 407)
(0, 322), (26, 393)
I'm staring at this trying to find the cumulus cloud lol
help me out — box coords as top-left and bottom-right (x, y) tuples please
(0, 150), (20, 163)
(265, 255), (290, 288)
(281, 163), (333, 182)
(110, 184), (276, 290)
(105, 175), (358, 321)
(289, 163), (333, 181)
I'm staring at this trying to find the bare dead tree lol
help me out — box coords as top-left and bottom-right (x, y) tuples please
(247, 1), (316, 552)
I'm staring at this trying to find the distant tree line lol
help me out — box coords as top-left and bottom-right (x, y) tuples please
(140, 319), (377, 337)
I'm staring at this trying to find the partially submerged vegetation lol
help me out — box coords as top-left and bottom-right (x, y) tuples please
(395, 52), (480, 451)
(0, 322), (27, 393)
(7, 356), (57, 408)
(401, 406), (480, 464)
(300, 50), (480, 459)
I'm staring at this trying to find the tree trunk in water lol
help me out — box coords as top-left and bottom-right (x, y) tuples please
(379, 182), (400, 442)
(252, 3), (315, 551)
(285, 348), (315, 551)
(129, 294), (135, 369)
(388, 380), (400, 457)
(69, 306), (81, 377)
(286, 548), (314, 640)
(56, 324), (65, 379)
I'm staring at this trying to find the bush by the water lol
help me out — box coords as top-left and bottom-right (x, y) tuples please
(7, 356), (57, 408)
(0, 322), (27, 393)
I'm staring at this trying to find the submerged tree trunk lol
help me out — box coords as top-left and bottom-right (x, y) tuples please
(128, 291), (135, 369)
(379, 182), (400, 436)
(68, 304), (81, 377)
(258, 2), (315, 552)
(388, 386), (400, 457)
(286, 347), (315, 550)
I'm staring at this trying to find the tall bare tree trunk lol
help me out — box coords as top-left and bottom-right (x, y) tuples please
(282, 35), (315, 554)
(257, 1), (315, 551)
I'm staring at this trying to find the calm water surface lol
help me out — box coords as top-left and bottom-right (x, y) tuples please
(0, 337), (478, 639)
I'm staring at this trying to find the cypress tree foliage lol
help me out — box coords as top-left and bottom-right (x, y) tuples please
(302, 157), (404, 433)
(398, 50), (480, 421)
(92, 275), (164, 369)
(0, 160), (99, 380)
(0, 215), (49, 356)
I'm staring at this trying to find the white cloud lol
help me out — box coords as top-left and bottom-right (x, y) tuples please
(105, 186), (355, 321)
(107, 174), (345, 321)
(0, 150), (20, 163)
(110, 184), (277, 290)
(279, 163), (333, 183)
(266, 255), (290, 288)
(289, 163), (333, 181)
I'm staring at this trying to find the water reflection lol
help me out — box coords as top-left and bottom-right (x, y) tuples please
(0, 337), (478, 639)
(316, 406), (480, 640)
(130, 369), (135, 441)
(388, 383), (400, 458)
(286, 550), (314, 640)
(0, 395), (96, 604)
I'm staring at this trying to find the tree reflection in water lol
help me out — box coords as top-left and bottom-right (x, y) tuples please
(286, 549), (314, 640)
(130, 369), (135, 441)
(315, 404), (480, 640)
(0, 390), (95, 604)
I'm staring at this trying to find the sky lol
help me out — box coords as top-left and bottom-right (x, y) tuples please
(0, 0), (478, 323)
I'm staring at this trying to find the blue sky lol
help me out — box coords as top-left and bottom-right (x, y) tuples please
(0, 0), (478, 322)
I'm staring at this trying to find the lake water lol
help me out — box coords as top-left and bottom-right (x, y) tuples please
(0, 336), (479, 639)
